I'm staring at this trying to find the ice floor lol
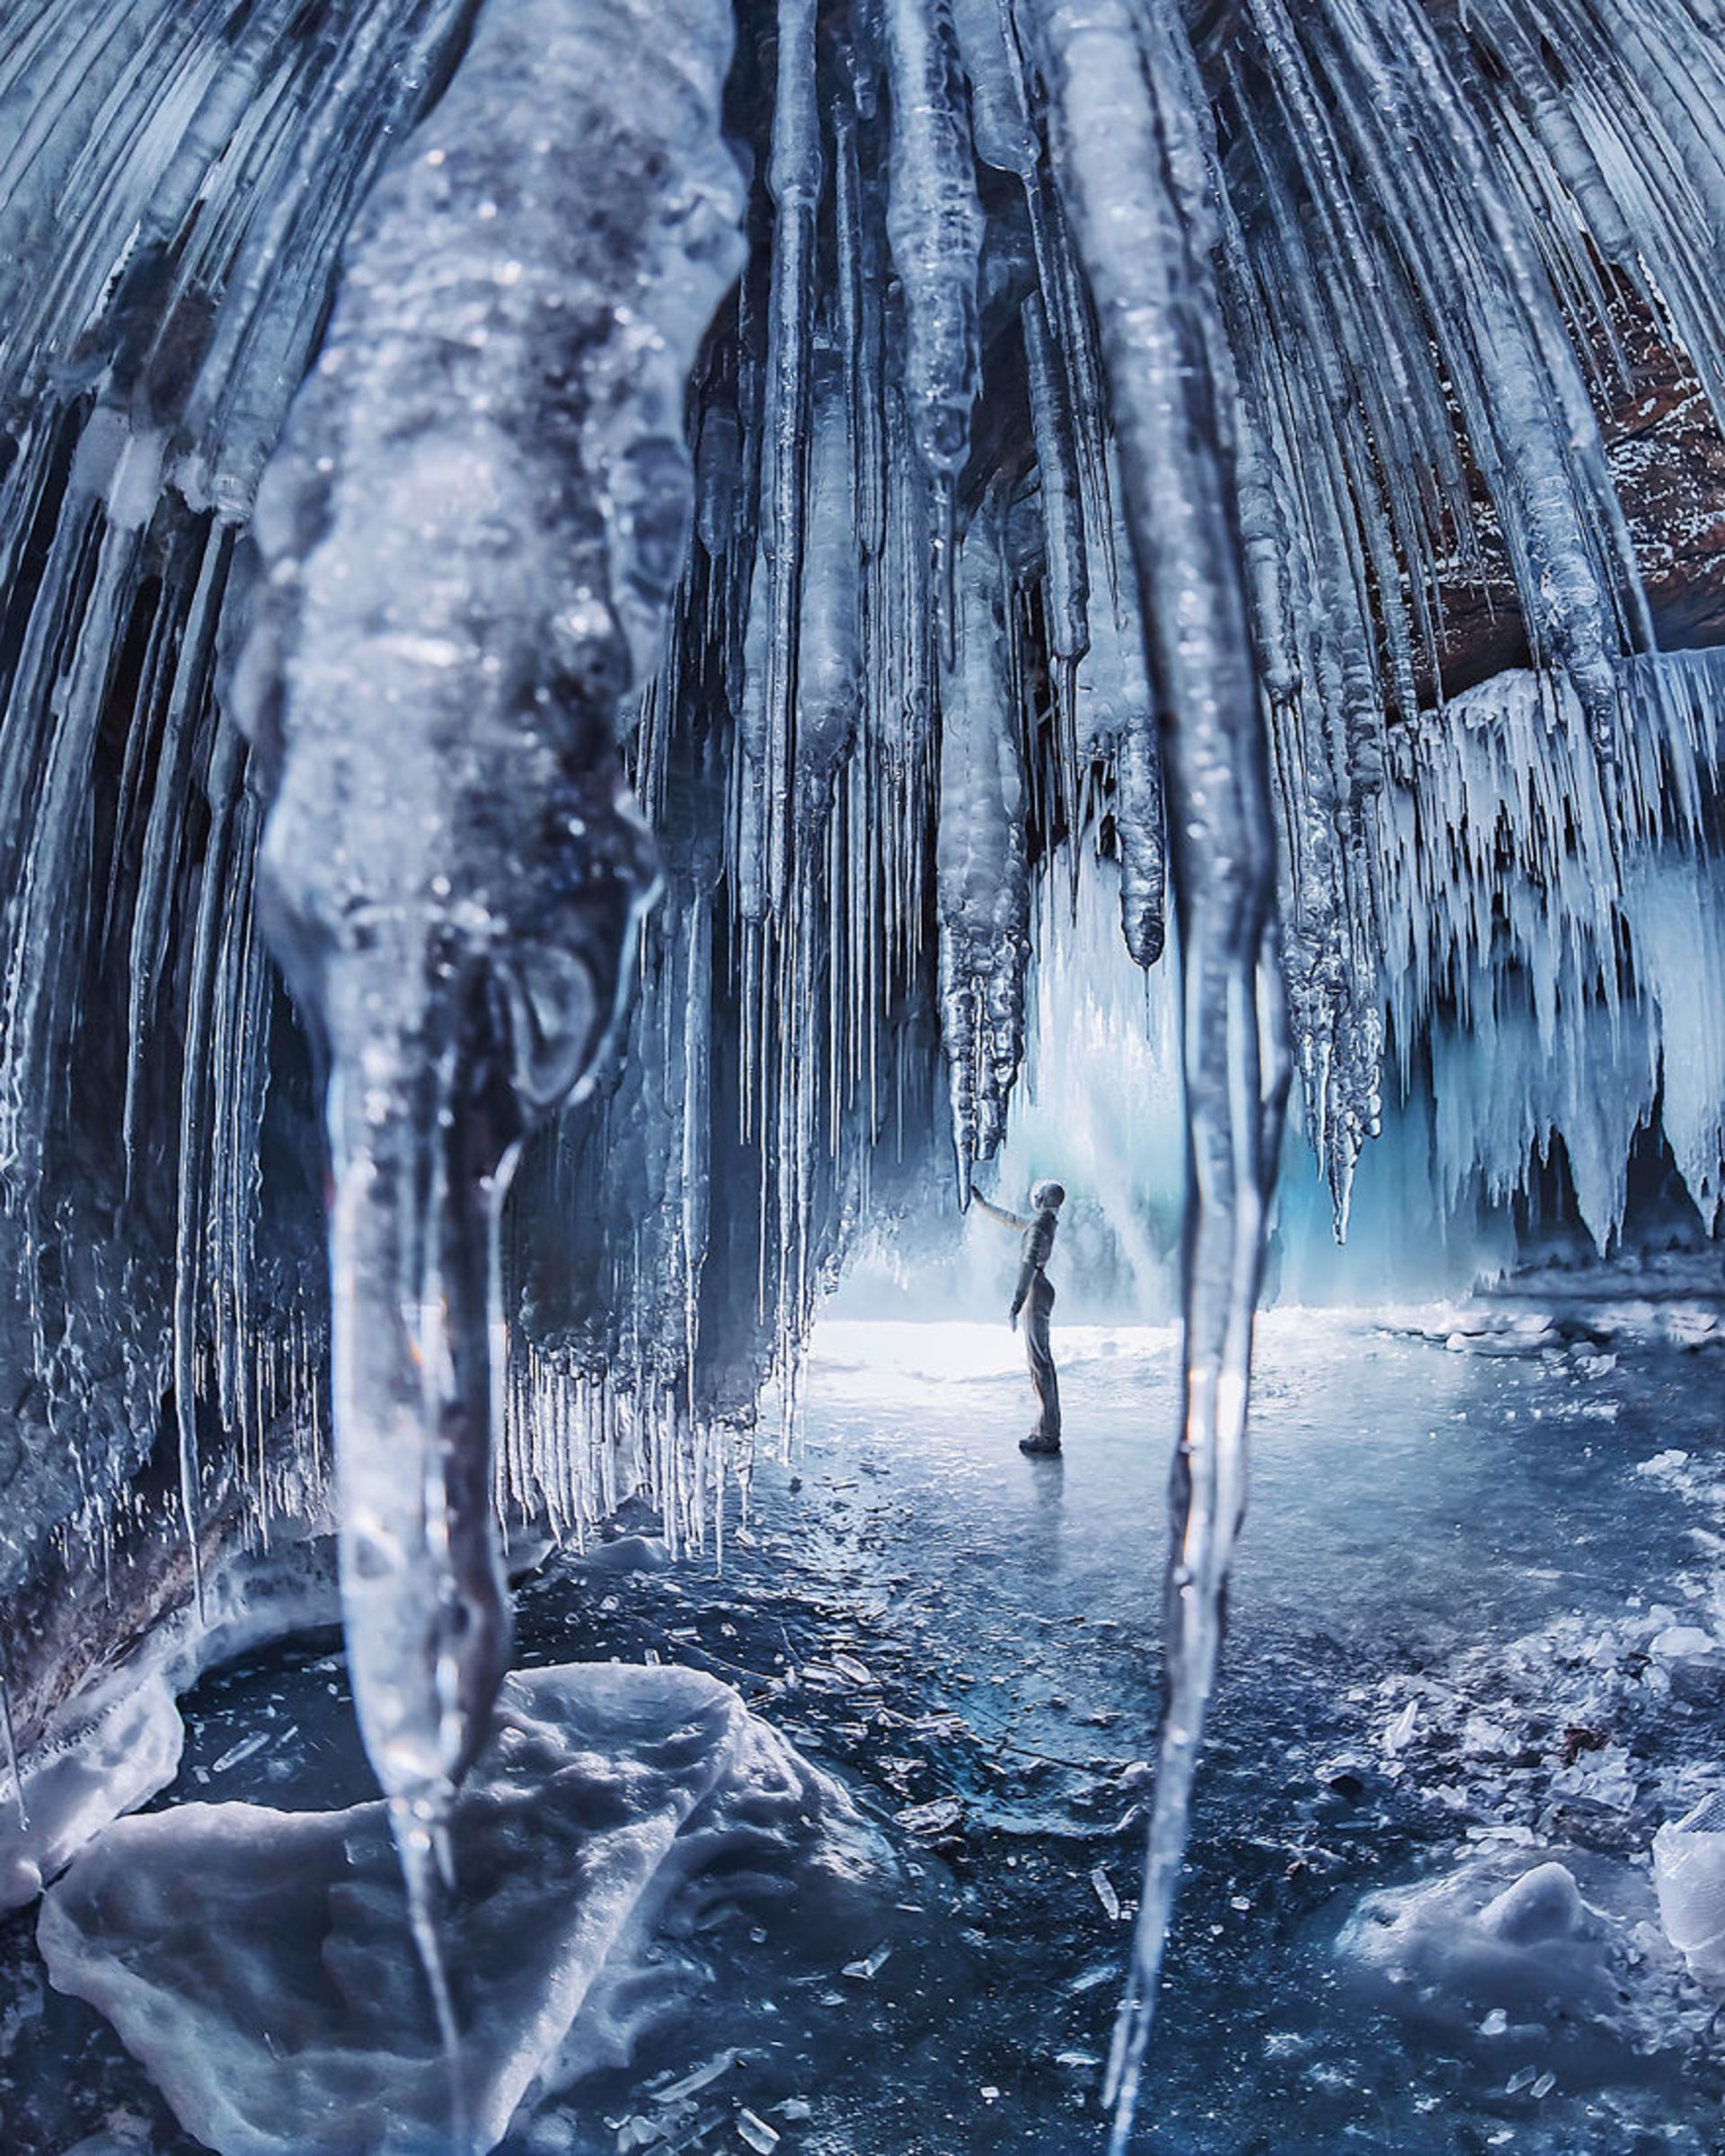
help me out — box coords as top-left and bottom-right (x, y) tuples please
(4, 1305), (1725, 2155)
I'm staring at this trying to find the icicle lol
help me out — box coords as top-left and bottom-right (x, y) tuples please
(391, 1795), (469, 2130)
(0, 0), (486, 1626)
(883, 0), (984, 644)
(1294, 0), (1644, 745)
(937, 497), (1030, 1199)
(951, 0), (1036, 180)
(171, 716), (250, 1613)
(238, 0), (742, 1975)
(1114, 716), (1166, 971)
(756, 0), (823, 914)
(796, 354), (865, 819)
(1024, 2), (1287, 2143)
(1022, 295), (1090, 680)
(0, 1655), (27, 1834)
(1022, 289), (1092, 825)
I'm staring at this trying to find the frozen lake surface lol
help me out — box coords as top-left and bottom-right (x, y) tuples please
(4, 1306), (1725, 2154)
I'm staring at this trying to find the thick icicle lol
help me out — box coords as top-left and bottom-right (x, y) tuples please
(1023, 287), (1092, 825)
(0, 0), (482, 1636)
(951, 0), (1037, 181)
(755, 0), (823, 914)
(1070, 473), (1166, 970)
(937, 499), (1030, 1197)
(1025, 1), (1288, 2142)
(1022, 296), (1090, 681)
(235, 0), (742, 1930)
(883, 0), (985, 633)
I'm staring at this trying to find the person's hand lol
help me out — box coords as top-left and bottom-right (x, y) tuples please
(1009, 1301), (1022, 1331)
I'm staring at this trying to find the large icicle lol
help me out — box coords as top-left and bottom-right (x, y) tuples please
(1025, 1), (1288, 2142)
(883, 0), (985, 636)
(753, 0), (823, 916)
(234, 0), (743, 1984)
(937, 496), (1030, 1197)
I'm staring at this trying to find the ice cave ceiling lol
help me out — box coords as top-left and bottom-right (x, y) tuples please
(2, 0), (1725, 2141)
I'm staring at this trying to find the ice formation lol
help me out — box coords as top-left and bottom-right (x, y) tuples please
(1, 0), (1724, 2143)
(37, 1663), (888, 2156)
(1329, 1837), (1723, 2096)
(1338, 1855), (1623, 2029)
(1653, 1792), (1725, 1983)
(228, 0), (742, 1975)
(0, 1534), (339, 1913)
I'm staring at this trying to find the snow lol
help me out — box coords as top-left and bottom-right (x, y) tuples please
(37, 1664), (888, 2156)
(1349, 1856), (1613, 2004)
(0, 1671), (181, 1916)
(1336, 1850), (1667, 2058)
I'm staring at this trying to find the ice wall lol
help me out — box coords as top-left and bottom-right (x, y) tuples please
(0, 0), (483, 1736)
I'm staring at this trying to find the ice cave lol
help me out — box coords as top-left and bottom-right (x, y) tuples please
(2, 0), (1725, 2151)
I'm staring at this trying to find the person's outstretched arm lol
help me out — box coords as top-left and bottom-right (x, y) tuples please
(973, 1192), (1033, 1233)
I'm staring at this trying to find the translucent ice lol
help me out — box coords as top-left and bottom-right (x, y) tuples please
(1653, 1793), (1725, 1982)
(38, 1665), (888, 2156)
(236, 0), (743, 1847)
(1024, 3), (1287, 2133)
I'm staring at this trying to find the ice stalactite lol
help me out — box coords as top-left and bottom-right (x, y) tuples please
(1382, 656), (1723, 1247)
(883, 0), (984, 643)
(749, 0), (821, 921)
(1199, 0), (1725, 1237)
(1074, 473), (1168, 972)
(1022, 3), (1287, 2135)
(1022, 290), (1092, 835)
(937, 500), (1030, 1197)
(231, 0), (744, 2031)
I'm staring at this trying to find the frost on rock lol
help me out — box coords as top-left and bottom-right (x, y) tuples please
(37, 1664), (889, 2156)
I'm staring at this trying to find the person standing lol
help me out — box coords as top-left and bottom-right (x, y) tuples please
(974, 1181), (1066, 1454)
